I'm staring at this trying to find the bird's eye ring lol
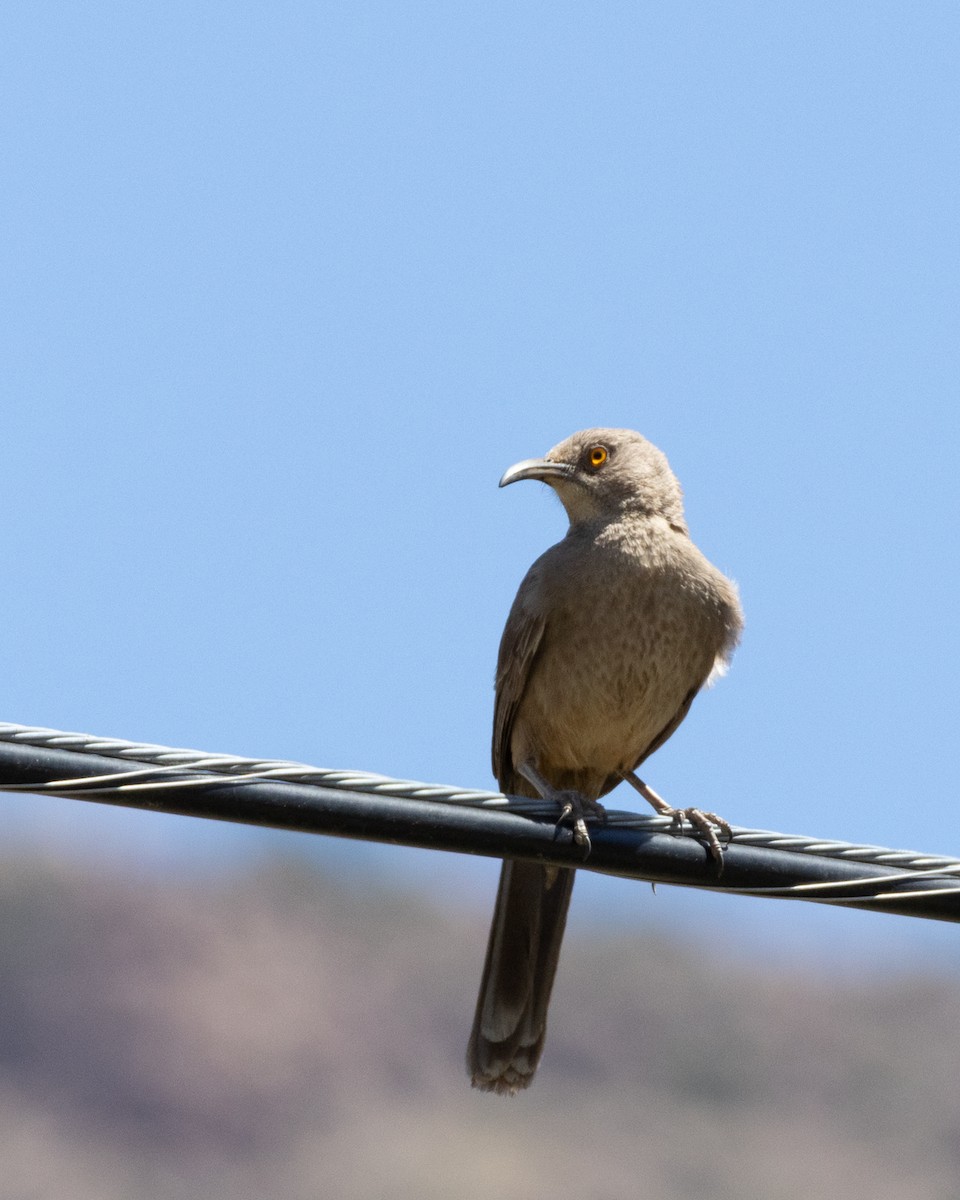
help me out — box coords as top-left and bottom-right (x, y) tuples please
(588, 446), (608, 468)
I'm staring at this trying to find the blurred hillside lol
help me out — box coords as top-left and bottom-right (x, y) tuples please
(0, 853), (957, 1200)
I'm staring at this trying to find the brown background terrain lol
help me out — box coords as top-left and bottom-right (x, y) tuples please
(0, 852), (957, 1200)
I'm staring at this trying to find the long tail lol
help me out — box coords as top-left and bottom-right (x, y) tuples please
(466, 860), (575, 1094)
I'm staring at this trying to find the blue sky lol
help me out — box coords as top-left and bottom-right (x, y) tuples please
(3, 2), (959, 962)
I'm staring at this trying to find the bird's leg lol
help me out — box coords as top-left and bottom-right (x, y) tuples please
(516, 760), (605, 854)
(620, 771), (732, 870)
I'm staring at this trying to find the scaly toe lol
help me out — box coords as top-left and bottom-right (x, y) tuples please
(664, 806), (733, 873)
(698, 810), (733, 842)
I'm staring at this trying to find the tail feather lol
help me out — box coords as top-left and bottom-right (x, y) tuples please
(466, 860), (575, 1094)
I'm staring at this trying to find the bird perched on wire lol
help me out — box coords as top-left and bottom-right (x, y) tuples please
(467, 428), (743, 1095)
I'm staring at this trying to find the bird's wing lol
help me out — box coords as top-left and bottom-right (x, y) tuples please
(492, 588), (546, 791)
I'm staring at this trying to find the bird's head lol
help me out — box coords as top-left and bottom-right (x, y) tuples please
(500, 428), (687, 531)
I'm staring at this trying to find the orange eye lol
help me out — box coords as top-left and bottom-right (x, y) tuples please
(588, 446), (608, 468)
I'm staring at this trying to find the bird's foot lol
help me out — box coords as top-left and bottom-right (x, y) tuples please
(664, 807), (732, 871)
(553, 792), (606, 855)
(620, 773), (733, 873)
(514, 761), (606, 857)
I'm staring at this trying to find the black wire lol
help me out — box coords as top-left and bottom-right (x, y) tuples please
(1, 738), (958, 924)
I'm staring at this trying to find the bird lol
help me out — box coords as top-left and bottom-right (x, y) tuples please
(466, 428), (743, 1095)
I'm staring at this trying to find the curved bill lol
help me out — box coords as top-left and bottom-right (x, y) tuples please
(499, 458), (575, 488)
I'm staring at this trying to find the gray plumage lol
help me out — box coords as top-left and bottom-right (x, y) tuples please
(467, 428), (743, 1095)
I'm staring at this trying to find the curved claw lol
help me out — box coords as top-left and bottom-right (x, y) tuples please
(674, 807), (733, 873)
(553, 791), (604, 857)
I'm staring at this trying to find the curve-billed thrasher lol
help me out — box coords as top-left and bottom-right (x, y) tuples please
(467, 428), (743, 1095)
